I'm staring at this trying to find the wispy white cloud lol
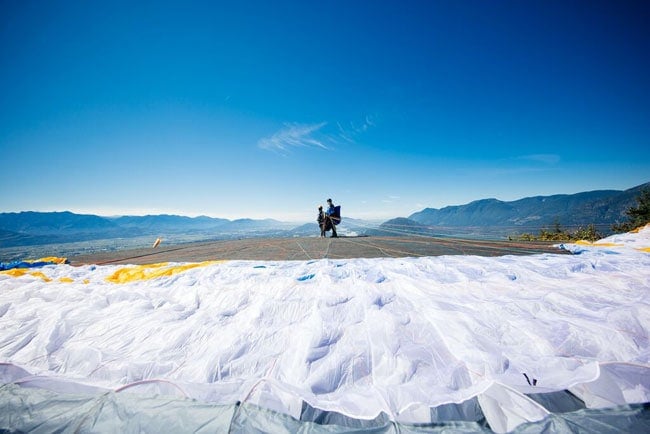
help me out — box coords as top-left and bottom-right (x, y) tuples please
(336, 122), (356, 144)
(258, 122), (329, 153)
(362, 115), (375, 131)
(336, 115), (376, 144)
(259, 116), (376, 154)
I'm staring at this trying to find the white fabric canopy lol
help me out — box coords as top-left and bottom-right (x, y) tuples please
(1, 227), (649, 432)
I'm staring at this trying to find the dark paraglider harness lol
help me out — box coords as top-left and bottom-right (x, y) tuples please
(323, 206), (341, 233)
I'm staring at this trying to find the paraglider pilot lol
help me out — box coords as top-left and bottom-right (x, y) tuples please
(325, 198), (340, 238)
(317, 206), (326, 237)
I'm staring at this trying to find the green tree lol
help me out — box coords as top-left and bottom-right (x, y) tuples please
(573, 224), (602, 242)
(612, 188), (650, 232)
(514, 221), (602, 242)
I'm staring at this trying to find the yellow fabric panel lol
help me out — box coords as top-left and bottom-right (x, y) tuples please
(630, 223), (650, 233)
(26, 257), (68, 264)
(58, 277), (74, 283)
(575, 240), (622, 247)
(104, 262), (169, 284)
(1, 268), (62, 282)
(0, 269), (29, 277)
(29, 272), (51, 282)
(105, 261), (225, 284)
(1, 268), (50, 282)
(638, 247), (650, 253)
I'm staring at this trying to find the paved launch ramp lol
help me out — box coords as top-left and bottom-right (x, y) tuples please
(70, 236), (566, 265)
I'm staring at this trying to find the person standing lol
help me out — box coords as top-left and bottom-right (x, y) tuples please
(317, 206), (326, 237)
(325, 198), (339, 238)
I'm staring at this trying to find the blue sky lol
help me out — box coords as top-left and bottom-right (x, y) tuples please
(1, 1), (649, 221)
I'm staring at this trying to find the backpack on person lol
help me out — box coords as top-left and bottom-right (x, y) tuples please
(331, 206), (341, 225)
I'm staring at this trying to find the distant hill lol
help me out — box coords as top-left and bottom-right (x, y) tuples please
(219, 218), (292, 233)
(111, 215), (229, 233)
(0, 212), (292, 248)
(0, 228), (40, 246)
(0, 211), (127, 246)
(408, 182), (649, 234)
(368, 218), (435, 237)
(0, 211), (119, 234)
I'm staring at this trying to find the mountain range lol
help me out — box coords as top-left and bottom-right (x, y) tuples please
(1, 182), (647, 249)
(0, 212), (301, 248)
(376, 182), (649, 238)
